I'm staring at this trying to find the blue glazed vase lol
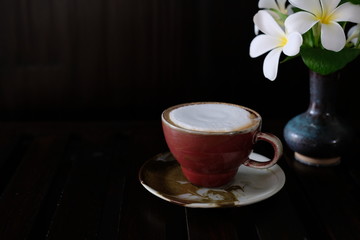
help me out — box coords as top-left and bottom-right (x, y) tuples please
(283, 70), (351, 166)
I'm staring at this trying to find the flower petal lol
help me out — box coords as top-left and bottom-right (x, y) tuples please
(277, 0), (288, 12)
(254, 24), (260, 35)
(259, 0), (278, 9)
(285, 11), (318, 34)
(289, 0), (321, 14)
(321, 22), (346, 51)
(320, 0), (340, 13)
(254, 10), (285, 38)
(259, 0), (288, 12)
(347, 24), (360, 45)
(283, 32), (303, 56)
(332, 2), (360, 23)
(286, 4), (294, 14)
(347, 24), (359, 37)
(263, 48), (282, 81)
(250, 34), (280, 57)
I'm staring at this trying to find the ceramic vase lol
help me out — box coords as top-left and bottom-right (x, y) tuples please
(283, 69), (351, 166)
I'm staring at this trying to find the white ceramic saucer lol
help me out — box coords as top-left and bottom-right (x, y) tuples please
(139, 152), (285, 208)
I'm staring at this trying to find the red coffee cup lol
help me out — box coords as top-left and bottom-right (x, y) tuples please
(161, 102), (283, 187)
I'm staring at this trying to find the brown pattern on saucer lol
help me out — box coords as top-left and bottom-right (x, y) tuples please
(139, 152), (285, 208)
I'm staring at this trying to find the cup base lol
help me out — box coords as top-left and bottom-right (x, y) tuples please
(294, 152), (341, 167)
(181, 167), (237, 188)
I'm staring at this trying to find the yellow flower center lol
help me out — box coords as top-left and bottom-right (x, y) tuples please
(318, 10), (334, 25)
(279, 35), (288, 47)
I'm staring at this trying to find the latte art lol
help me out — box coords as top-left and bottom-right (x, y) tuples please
(168, 103), (257, 132)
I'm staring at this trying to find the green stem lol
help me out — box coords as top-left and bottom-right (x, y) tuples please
(312, 23), (321, 47)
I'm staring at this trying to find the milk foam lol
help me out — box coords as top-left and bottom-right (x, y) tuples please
(169, 103), (254, 132)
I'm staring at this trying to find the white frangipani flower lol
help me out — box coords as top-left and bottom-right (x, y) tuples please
(255, 0), (293, 35)
(250, 0), (360, 80)
(285, 0), (360, 52)
(250, 10), (303, 81)
(259, 0), (292, 15)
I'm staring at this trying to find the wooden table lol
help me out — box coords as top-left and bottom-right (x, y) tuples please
(0, 120), (359, 240)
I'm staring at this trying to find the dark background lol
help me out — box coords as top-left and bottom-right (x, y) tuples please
(0, 0), (358, 132)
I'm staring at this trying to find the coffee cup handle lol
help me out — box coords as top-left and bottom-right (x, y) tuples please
(243, 132), (283, 168)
